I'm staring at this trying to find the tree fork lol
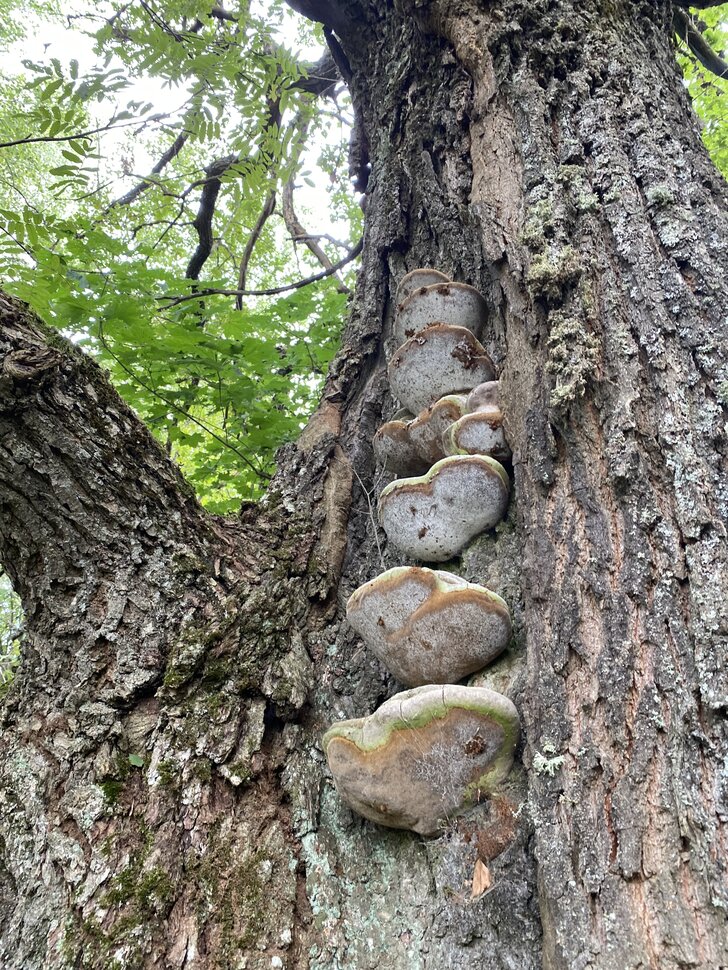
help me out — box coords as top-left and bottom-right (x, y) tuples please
(1, 0), (728, 968)
(0, 292), (354, 966)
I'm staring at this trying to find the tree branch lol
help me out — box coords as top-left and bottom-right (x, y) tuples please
(110, 130), (189, 208)
(0, 114), (169, 151)
(0, 291), (214, 618)
(236, 190), (277, 309)
(284, 0), (353, 35)
(281, 178), (351, 294)
(190, 4), (239, 30)
(675, 9), (728, 79)
(186, 153), (238, 280)
(291, 48), (340, 97)
(674, 1), (726, 9)
(159, 238), (362, 307)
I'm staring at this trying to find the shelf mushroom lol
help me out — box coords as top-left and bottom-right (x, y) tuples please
(346, 566), (512, 686)
(395, 268), (450, 305)
(378, 455), (510, 562)
(443, 409), (511, 463)
(388, 324), (496, 414)
(394, 282), (488, 346)
(373, 394), (467, 476)
(323, 684), (520, 836)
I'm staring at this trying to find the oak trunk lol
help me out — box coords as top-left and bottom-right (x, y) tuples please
(1, 1), (727, 968)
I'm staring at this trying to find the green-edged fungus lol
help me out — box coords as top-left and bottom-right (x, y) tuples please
(378, 455), (510, 562)
(346, 566), (512, 686)
(395, 268), (450, 305)
(323, 684), (520, 836)
(442, 380), (511, 462)
(388, 325), (496, 414)
(373, 394), (467, 476)
(443, 408), (511, 462)
(394, 282), (488, 346)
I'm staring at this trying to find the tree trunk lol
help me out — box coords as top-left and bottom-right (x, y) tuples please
(2, 1), (727, 969)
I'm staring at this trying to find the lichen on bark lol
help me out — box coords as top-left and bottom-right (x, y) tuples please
(2, 0), (728, 967)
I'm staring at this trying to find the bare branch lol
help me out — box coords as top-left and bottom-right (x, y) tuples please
(186, 154), (239, 280)
(291, 49), (340, 97)
(284, 0), (353, 35)
(0, 114), (169, 151)
(282, 178), (351, 294)
(236, 190), (277, 309)
(110, 130), (189, 208)
(675, 9), (728, 79)
(190, 4), (239, 31)
(159, 238), (362, 307)
(674, 1), (726, 9)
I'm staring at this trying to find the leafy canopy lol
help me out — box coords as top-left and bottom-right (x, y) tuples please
(0, 0), (724, 524)
(1, 0), (360, 513)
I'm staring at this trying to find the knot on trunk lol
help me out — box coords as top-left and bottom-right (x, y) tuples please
(2, 346), (62, 383)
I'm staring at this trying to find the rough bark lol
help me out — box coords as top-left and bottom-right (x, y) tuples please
(1, 1), (727, 969)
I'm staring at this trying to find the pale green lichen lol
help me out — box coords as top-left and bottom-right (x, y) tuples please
(546, 311), (599, 412)
(646, 183), (676, 208)
(533, 751), (566, 776)
(520, 198), (555, 250)
(527, 247), (583, 302)
(323, 684), (518, 756)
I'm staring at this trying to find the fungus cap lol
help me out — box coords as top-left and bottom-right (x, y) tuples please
(395, 268), (450, 305)
(323, 684), (520, 836)
(372, 418), (424, 477)
(394, 282), (488, 346)
(466, 380), (501, 412)
(373, 394), (467, 476)
(443, 408), (511, 462)
(388, 324), (496, 414)
(378, 454), (510, 562)
(346, 565), (512, 686)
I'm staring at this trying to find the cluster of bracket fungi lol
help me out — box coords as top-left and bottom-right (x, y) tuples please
(324, 269), (520, 837)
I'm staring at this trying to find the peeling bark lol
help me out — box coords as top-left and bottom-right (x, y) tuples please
(1, 1), (727, 968)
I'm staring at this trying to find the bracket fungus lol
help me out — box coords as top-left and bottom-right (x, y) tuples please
(388, 325), (496, 414)
(394, 282), (488, 346)
(371, 415), (423, 477)
(443, 409), (511, 463)
(395, 268), (450, 305)
(373, 394), (467, 476)
(378, 455), (510, 562)
(323, 684), (520, 836)
(465, 380), (501, 412)
(346, 566), (512, 686)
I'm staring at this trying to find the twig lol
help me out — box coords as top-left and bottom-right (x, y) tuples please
(350, 464), (386, 572)
(96, 322), (270, 479)
(0, 114), (169, 150)
(282, 177), (350, 294)
(158, 238), (362, 307)
(236, 190), (276, 309)
(110, 130), (190, 208)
